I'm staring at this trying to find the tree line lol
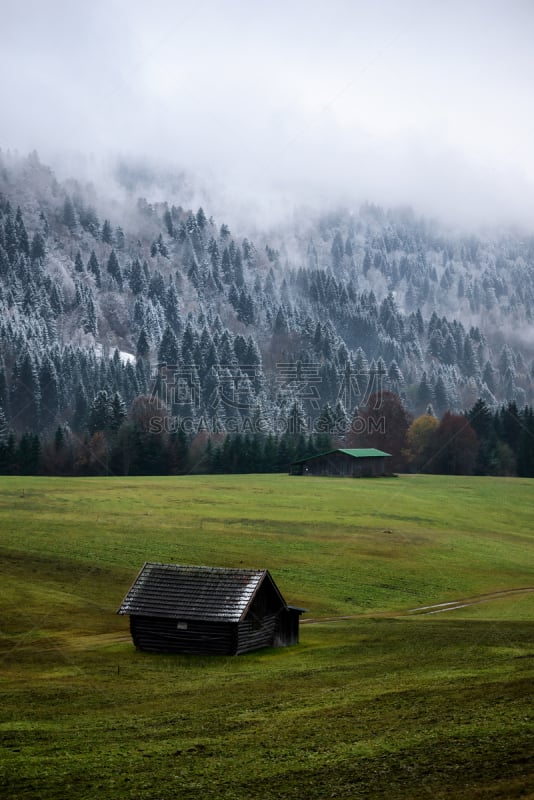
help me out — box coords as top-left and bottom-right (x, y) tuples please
(1, 394), (532, 477)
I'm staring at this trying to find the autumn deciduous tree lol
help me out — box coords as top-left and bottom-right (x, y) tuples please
(405, 413), (439, 471)
(427, 412), (478, 475)
(349, 390), (412, 472)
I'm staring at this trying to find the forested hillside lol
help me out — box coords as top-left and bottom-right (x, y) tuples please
(1, 150), (533, 475)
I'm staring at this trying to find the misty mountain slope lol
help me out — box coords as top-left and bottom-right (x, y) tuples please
(0, 149), (533, 439)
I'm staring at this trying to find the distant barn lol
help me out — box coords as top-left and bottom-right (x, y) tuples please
(290, 448), (391, 477)
(117, 562), (305, 655)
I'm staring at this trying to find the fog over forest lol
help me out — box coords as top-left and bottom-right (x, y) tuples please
(1, 1), (534, 229)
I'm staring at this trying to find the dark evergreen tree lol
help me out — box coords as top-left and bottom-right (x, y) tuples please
(276, 435), (295, 472)
(196, 207), (207, 229)
(498, 402), (522, 453)
(416, 372), (433, 413)
(11, 351), (40, 432)
(106, 250), (123, 289)
(0, 245), (9, 277)
(0, 406), (8, 444)
(167, 428), (189, 474)
(316, 403), (335, 434)
(136, 328), (150, 359)
(164, 281), (182, 333)
(233, 249), (245, 287)
(74, 251), (85, 273)
(17, 432), (41, 475)
(148, 270), (166, 302)
(463, 336), (479, 376)
(273, 307), (289, 336)
(87, 250), (101, 287)
(15, 207), (30, 256)
(88, 390), (113, 435)
(433, 376), (449, 416)
(54, 425), (65, 452)
(467, 398), (493, 441)
(158, 325), (180, 365)
(467, 398), (496, 474)
(62, 196), (77, 230)
(30, 232), (46, 263)
(39, 356), (60, 431)
(110, 392), (127, 432)
(49, 281), (64, 315)
(237, 289), (255, 325)
(115, 227), (125, 249)
(82, 290), (98, 336)
(163, 208), (174, 237)
(286, 399), (307, 436)
(221, 247), (233, 283)
(0, 363), (8, 418)
(102, 219), (113, 244)
(129, 258), (147, 294)
(331, 231), (344, 273)
(0, 432), (16, 475)
(72, 383), (89, 433)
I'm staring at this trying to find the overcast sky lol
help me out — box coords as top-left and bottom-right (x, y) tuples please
(1, 0), (534, 228)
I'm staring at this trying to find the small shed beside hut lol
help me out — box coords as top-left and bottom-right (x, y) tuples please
(290, 448), (391, 477)
(117, 562), (305, 655)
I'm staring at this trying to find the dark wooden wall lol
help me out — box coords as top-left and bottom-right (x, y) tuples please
(236, 612), (279, 654)
(130, 616), (237, 655)
(236, 578), (285, 653)
(293, 454), (386, 477)
(274, 608), (301, 646)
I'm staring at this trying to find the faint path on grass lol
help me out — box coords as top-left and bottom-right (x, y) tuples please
(300, 587), (534, 624)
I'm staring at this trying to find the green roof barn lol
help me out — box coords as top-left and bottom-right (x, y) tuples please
(290, 448), (391, 477)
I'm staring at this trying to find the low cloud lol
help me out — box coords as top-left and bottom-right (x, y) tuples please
(2, 0), (533, 230)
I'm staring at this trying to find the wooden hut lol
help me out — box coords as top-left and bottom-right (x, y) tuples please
(117, 562), (305, 655)
(290, 447), (391, 477)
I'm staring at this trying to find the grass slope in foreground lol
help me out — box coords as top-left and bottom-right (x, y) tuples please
(0, 473), (533, 799)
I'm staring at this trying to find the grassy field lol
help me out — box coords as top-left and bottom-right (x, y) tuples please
(1, 473), (533, 799)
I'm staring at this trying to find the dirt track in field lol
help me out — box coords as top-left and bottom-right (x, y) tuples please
(300, 586), (534, 624)
(63, 587), (534, 649)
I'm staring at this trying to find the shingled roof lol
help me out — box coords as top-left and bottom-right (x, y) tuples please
(117, 562), (284, 623)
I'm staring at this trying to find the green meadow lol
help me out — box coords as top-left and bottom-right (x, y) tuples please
(1, 474), (533, 799)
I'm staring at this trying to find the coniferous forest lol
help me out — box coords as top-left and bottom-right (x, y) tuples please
(1, 149), (533, 477)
